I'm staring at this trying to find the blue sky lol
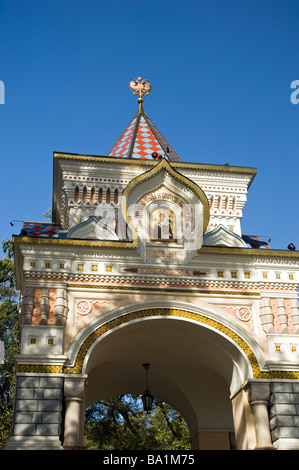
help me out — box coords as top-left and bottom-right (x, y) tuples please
(0, 0), (299, 251)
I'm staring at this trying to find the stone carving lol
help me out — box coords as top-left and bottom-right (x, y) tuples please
(259, 298), (274, 333)
(20, 287), (34, 324)
(20, 287), (68, 326)
(74, 299), (115, 323)
(259, 297), (299, 335)
(64, 377), (86, 400)
(290, 299), (299, 333)
(55, 288), (68, 325)
(246, 381), (271, 405)
(39, 288), (49, 324)
(236, 306), (252, 322)
(276, 298), (288, 333)
(219, 305), (253, 329)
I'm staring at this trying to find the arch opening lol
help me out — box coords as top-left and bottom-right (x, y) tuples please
(84, 393), (191, 450)
(79, 315), (252, 449)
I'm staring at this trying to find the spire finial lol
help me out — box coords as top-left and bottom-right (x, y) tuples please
(129, 77), (151, 113)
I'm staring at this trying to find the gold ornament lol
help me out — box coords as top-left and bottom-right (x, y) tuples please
(129, 77), (151, 103)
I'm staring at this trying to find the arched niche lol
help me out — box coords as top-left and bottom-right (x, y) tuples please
(121, 159), (210, 250)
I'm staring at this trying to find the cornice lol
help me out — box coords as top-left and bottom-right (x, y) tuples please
(23, 272), (297, 293)
(14, 235), (299, 260)
(53, 152), (257, 178)
(13, 235), (137, 249)
(200, 246), (299, 259)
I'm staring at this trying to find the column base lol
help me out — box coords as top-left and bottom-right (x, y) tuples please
(63, 446), (86, 450)
(5, 436), (64, 450)
(254, 446), (276, 450)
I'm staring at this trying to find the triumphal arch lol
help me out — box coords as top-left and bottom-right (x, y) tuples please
(7, 78), (299, 450)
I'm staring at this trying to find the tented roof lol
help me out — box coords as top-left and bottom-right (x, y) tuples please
(107, 104), (181, 162)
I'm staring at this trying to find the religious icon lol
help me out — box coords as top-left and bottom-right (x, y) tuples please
(150, 208), (176, 241)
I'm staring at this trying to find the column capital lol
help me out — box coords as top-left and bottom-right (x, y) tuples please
(245, 380), (271, 405)
(64, 377), (87, 400)
(244, 380), (274, 449)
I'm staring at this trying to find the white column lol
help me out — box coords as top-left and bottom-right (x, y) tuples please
(259, 298), (274, 333)
(246, 381), (274, 450)
(290, 299), (299, 333)
(63, 377), (86, 449)
(276, 299), (288, 333)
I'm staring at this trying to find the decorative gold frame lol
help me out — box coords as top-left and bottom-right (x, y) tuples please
(121, 158), (210, 241)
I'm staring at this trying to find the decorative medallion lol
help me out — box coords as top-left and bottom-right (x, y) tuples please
(74, 299), (119, 324)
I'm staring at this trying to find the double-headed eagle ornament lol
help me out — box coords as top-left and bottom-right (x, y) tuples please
(129, 77), (151, 102)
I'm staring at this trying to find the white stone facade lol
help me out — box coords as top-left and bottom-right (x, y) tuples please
(6, 119), (299, 450)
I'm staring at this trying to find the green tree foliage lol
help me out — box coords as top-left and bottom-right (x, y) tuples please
(0, 240), (20, 449)
(84, 394), (191, 450)
(42, 208), (52, 220)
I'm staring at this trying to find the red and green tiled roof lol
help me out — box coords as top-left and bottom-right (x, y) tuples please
(108, 108), (181, 162)
(21, 222), (62, 238)
(242, 235), (270, 249)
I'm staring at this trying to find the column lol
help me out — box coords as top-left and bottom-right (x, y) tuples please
(246, 381), (274, 449)
(63, 377), (87, 450)
(259, 297), (274, 333)
(276, 299), (288, 334)
(290, 299), (299, 333)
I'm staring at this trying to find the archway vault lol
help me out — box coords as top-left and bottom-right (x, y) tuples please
(64, 305), (264, 381)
